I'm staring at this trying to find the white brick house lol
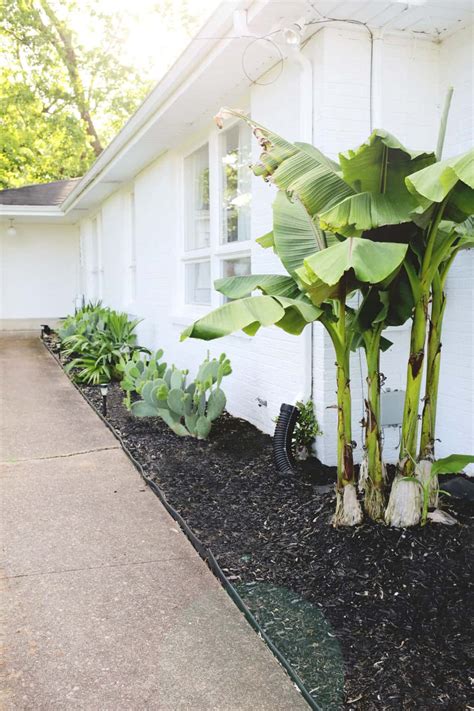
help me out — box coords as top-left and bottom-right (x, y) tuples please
(1, 1), (473, 470)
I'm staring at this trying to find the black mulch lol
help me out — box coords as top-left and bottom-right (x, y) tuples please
(46, 339), (472, 711)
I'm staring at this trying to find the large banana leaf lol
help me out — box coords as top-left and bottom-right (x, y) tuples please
(215, 107), (354, 220)
(272, 190), (326, 276)
(339, 130), (435, 195)
(299, 238), (408, 287)
(181, 295), (322, 341)
(405, 148), (474, 221)
(310, 132), (435, 236)
(318, 192), (418, 235)
(214, 273), (302, 300)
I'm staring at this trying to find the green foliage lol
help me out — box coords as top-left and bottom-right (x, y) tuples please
(0, 0), (202, 187)
(293, 400), (322, 453)
(431, 454), (474, 477)
(60, 304), (146, 385)
(117, 349), (167, 410)
(183, 108), (474, 526)
(131, 353), (231, 439)
(403, 453), (474, 525)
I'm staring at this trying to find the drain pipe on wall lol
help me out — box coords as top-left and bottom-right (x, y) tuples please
(289, 44), (315, 404)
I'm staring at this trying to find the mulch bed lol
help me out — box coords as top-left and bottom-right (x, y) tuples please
(45, 336), (473, 710)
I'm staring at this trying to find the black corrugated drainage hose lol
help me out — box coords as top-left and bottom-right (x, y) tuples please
(42, 338), (321, 711)
(273, 403), (300, 474)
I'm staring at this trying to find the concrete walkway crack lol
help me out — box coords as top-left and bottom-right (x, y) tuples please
(3, 445), (120, 464)
(2, 556), (191, 580)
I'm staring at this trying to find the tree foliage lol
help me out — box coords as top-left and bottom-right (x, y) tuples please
(0, 0), (202, 188)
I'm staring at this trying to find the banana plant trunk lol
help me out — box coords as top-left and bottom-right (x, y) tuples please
(386, 203), (447, 527)
(331, 287), (363, 527)
(419, 273), (446, 460)
(362, 327), (386, 521)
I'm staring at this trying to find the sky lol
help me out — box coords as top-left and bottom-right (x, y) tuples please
(72, 0), (223, 82)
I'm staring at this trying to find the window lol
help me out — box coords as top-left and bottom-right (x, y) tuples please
(181, 120), (252, 312)
(220, 124), (252, 244)
(185, 261), (211, 305)
(222, 256), (251, 279)
(184, 143), (210, 250)
(221, 256), (251, 303)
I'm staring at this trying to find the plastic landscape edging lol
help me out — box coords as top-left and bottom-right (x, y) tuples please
(42, 340), (323, 711)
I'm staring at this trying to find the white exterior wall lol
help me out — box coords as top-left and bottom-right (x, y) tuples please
(78, 25), (473, 466)
(437, 27), (474, 469)
(0, 223), (79, 327)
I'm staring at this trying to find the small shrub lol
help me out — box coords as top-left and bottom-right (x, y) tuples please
(60, 305), (148, 385)
(131, 353), (232, 439)
(293, 400), (322, 460)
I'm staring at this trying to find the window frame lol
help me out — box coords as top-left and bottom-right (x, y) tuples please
(179, 120), (252, 317)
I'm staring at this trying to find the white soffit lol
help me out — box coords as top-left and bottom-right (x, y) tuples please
(6, 0), (471, 220)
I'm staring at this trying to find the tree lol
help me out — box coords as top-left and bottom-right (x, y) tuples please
(0, 0), (203, 188)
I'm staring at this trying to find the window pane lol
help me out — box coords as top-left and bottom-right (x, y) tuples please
(222, 257), (251, 302)
(184, 144), (210, 250)
(222, 256), (251, 278)
(221, 124), (251, 244)
(185, 261), (211, 305)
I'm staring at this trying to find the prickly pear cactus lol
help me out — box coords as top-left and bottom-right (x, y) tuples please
(119, 349), (166, 409)
(131, 353), (231, 439)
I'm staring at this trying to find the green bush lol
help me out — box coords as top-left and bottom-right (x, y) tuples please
(293, 400), (322, 458)
(60, 304), (148, 385)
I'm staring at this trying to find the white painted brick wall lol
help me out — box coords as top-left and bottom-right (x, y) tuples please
(79, 24), (473, 469)
(1, 223), (79, 321)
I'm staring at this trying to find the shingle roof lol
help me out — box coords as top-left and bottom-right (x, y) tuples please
(0, 178), (81, 206)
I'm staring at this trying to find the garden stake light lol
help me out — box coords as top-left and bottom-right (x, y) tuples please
(100, 383), (109, 417)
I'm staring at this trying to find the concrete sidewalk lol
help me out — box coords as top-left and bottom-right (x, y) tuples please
(0, 334), (307, 710)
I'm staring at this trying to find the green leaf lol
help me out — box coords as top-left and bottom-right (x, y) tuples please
(339, 130), (435, 196)
(256, 231), (274, 249)
(167, 388), (186, 416)
(208, 388), (226, 421)
(169, 421), (191, 437)
(301, 239), (408, 287)
(196, 416), (212, 439)
(214, 273), (302, 300)
(406, 148), (474, 221)
(272, 190), (326, 277)
(431, 454), (474, 476)
(319, 192), (417, 235)
(180, 295), (321, 341)
(131, 401), (158, 418)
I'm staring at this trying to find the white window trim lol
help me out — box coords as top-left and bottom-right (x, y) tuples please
(176, 121), (252, 321)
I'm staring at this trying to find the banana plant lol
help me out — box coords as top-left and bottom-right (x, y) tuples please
(184, 110), (412, 526)
(383, 150), (474, 526)
(419, 218), (474, 466)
